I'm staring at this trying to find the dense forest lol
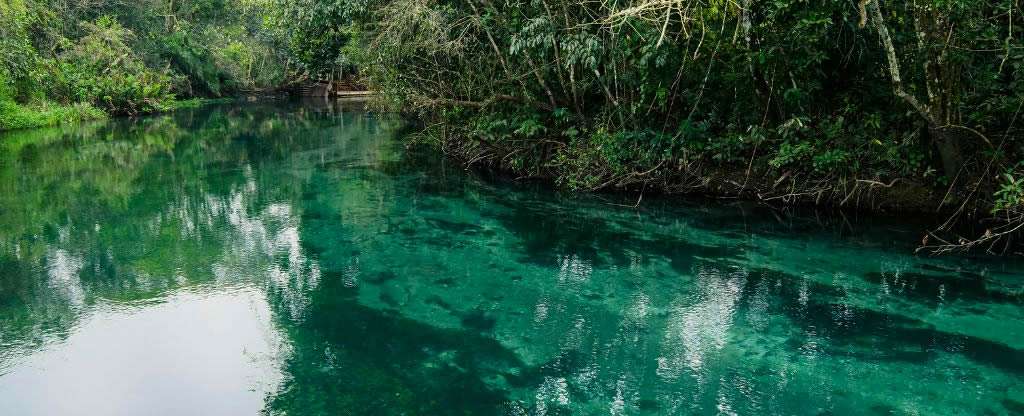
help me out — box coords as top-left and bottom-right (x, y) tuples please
(1, 0), (1022, 253)
(0, 0), (290, 126)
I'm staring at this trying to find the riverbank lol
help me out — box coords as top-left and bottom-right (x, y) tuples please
(331, 0), (1023, 255)
(0, 98), (237, 132)
(424, 125), (1020, 256)
(0, 101), (106, 131)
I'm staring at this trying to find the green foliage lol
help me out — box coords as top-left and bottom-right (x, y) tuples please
(769, 142), (814, 171)
(0, 0), (290, 130)
(994, 166), (1024, 214)
(47, 17), (176, 114)
(0, 0), (44, 102)
(161, 29), (231, 97)
(345, 0), (1022, 210)
(0, 100), (105, 131)
(269, 0), (363, 77)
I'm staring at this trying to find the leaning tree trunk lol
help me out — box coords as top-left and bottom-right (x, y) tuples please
(865, 0), (963, 175)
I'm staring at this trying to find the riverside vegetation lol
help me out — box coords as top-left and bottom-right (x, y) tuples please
(0, 0), (289, 129)
(2, 0), (1023, 253)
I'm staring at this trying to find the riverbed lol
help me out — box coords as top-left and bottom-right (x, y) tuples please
(0, 102), (1021, 415)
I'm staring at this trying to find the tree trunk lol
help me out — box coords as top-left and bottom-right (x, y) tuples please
(866, 0), (963, 176)
(930, 126), (963, 176)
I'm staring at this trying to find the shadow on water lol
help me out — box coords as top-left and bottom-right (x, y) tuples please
(733, 266), (1024, 374)
(862, 270), (1024, 307)
(265, 276), (522, 415)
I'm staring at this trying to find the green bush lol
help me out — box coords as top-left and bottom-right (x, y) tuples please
(0, 100), (105, 131)
(47, 17), (175, 115)
(160, 29), (231, 97)
(1, 0), (288, 132)
(0, 0), (43, 103)
(994, 166), (1024, 214)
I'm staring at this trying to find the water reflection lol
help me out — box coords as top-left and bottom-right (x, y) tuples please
(1, 289), (282, 415)
(0, 102), (1021, 415)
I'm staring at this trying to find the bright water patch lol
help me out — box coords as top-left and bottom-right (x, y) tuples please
(0, 102), (1021, 415)
(0, 288), (282, 415)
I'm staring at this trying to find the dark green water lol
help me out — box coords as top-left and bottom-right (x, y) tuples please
(0, 103), (1022, 415)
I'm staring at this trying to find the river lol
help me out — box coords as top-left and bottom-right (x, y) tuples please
(0, 102), (1021, 415)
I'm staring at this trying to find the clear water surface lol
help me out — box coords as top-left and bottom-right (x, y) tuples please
(0, 102), (1021, 415)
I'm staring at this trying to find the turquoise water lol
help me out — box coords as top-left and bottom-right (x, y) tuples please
(0, 103), (1021, 415)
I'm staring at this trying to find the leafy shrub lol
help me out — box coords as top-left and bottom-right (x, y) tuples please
(161, 29), (231, 97)
(0, 0), (44, 102)
(769, 142), (814, 170)
(994, 166), (1024, 214)
(47, 17), (176, 115)
(0, 100), (105, 131)
(812, 148), (850, 173)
